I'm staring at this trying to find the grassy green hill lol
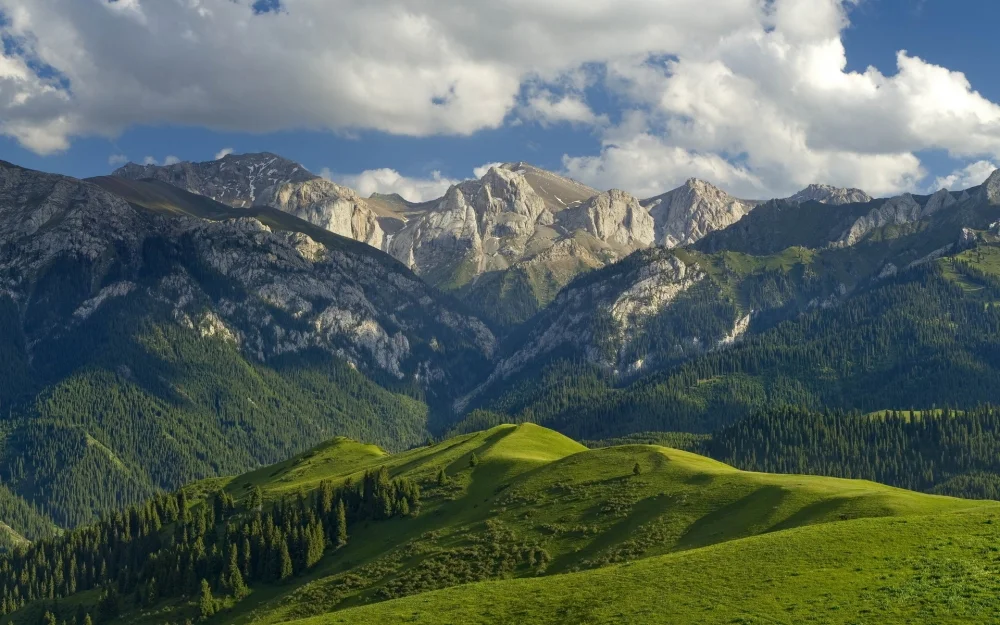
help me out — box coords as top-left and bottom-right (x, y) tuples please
(306, 506), (1000, 625)
(4, 423), (992, 625)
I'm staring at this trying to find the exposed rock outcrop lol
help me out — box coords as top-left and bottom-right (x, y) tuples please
(256, 178), (385, 248)
(786, 184), (873, 206)
(642, 179), (758, 248)
(835, 189), (956, 247)
(559, 189), (655, 248)
(2, 160), (494, 392)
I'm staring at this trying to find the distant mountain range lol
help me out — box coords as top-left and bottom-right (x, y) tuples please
(114, 154), (873, 326)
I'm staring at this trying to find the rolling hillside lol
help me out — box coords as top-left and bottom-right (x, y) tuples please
(2, 424), (990, 625)
(309, 506), (1000, 624)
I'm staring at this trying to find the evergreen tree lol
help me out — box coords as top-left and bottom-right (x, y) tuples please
(247, 486), (263, 512)
(335, 499), (348, 547)
(278, 540), (293, 581)
(227, 549), (248, 599)
(198, 579), (215, 620)
(633, 462), (642, 476)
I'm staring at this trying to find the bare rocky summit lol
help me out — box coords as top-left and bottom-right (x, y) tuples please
(114, 152), (314, 208)
(786, 184), (873, 206)
(4, 160), (494, 391)
(114, 155), (779, 324)
(642, 179), (759, 248)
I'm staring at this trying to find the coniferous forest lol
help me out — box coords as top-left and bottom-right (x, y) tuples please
(0, 467), (419, 624)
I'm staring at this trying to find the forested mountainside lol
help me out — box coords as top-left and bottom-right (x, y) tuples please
(0, 161), (494, 531)
(2, 424), (991, 625)
(458, 170), (1000, 434)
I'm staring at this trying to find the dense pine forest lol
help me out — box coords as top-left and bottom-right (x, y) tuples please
(704, 405), (1000, 499)
(0, 467), (420, 624)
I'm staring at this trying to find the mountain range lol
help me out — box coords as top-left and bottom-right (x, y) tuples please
(114, 154), (871, 326)
(2, 150), (1000, 536)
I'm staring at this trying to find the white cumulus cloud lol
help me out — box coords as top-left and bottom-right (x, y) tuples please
(473, 163), (504, 179)
(931, 160), (998, 192)
(163, 155), (181, 165)
(0, 0), (759, 152)
(215, 147), (234, 160)
(326, 169), (458, 203)
(108, 153), (128, 166)
(1, 0), (1000, 197)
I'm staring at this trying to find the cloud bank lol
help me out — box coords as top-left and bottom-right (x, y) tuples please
(2, 0), (1000, 197)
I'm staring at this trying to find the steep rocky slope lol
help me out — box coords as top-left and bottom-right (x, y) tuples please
(8, 164), (495, 385)
(462, 172), (1000, 415)
(113, 152), (315, 208)
(0, 161), (496, 527)
(642, 179), (759, 248)
(113, 156), (772, 326)
(786, 183), (873, 205)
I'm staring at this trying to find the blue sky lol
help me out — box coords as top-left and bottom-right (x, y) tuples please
(2, 0), (1000, 201)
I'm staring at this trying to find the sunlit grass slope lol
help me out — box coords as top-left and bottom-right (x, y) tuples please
(305, 507), (1000, 625)
(152, 423), (990, 625)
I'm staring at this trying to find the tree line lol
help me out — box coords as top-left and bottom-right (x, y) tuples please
(1, 466), (420, 624)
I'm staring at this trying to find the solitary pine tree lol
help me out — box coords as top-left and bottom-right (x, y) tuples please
(335, 499), (348, 547)
(227, 549), (248, 598)
(436, 467), (447, 486)
(470, 452), (480, 468)
(199, 579), (215, 620)
(278, 540), (293, 580)
(247, 486), (264, 512)
(633, 462), (642, 476)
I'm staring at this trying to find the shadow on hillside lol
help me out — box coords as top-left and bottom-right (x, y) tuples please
(676, 486), (787, 551)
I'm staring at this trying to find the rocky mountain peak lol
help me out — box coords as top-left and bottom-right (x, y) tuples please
(113, 152), (316, 208)
(642, 179), (756, 248)
(559, 189), (654, 249)
(6, 161), (496, 394)
(979, 169), (1000, 205)
(787, 184), (873, 206)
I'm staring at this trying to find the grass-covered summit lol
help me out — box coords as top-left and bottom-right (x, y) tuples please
(4, 423), (992, 625)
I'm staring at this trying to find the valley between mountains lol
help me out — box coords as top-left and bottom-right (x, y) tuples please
(4, 153), (1000, 623)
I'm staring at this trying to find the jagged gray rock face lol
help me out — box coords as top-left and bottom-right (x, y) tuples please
(114, 152), (314, 207)
(457, 249), (727, 410)
(112, 156), (772, 303)
(257, 178), (386, 248)
(979, 169), (1000, 205)
(835, 189), (957, 247)
(2, 160), (494, 390)
(559, 189), (655, 248)
(786, 184), (873, 206)
(0, 161), (146, 284)
(386, 166), (652, 293)
(642, 179), (758, 248)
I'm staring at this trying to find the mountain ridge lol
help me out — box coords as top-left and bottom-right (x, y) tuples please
(0, 160), (496, 528)
(115, 153), (884, 326)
